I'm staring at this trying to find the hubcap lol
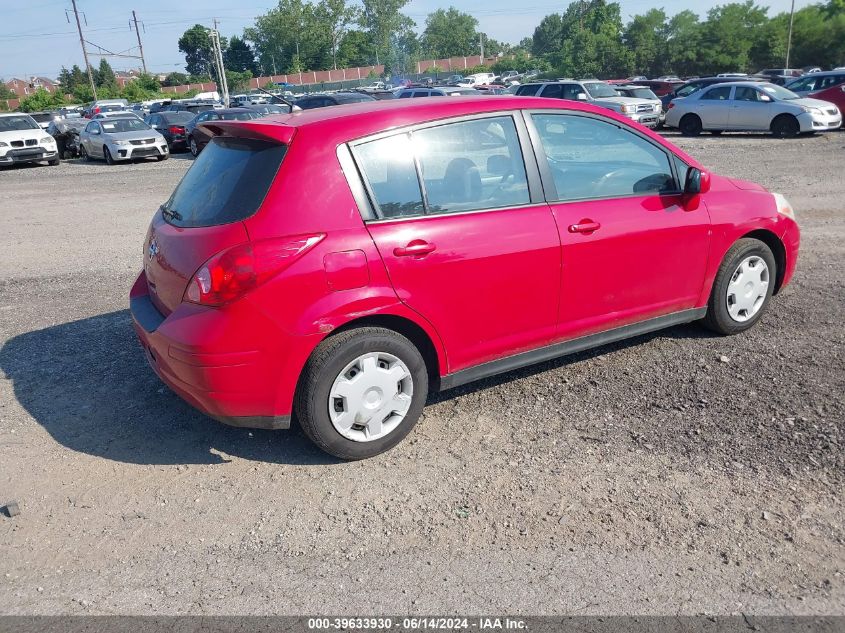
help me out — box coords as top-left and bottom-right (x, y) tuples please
(726, 255), (770, 322)
(328, 352), (413, 442)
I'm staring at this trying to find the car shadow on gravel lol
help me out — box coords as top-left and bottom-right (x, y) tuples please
(0, 310), (338, 466)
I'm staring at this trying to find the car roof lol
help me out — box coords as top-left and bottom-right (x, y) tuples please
(204, 96), (696, 167)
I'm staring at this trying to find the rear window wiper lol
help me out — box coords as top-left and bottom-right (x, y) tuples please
(160, 205), (183, 222)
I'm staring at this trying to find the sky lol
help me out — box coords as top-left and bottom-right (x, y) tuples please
(0, 0), (812, 79)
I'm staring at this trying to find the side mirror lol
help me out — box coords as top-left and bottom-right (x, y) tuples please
(577, 93), (588, 101)
(684, 167), (711, 195)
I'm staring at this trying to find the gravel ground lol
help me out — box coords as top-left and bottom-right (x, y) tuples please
(0, 133), (843, 616)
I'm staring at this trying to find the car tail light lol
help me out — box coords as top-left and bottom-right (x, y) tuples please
(93, 107), (101, 115)
(184, 235), (324, 306)
(668, 102), (675, 109)
(169, 126), (185, 134)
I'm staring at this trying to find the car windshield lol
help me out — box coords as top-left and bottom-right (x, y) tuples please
(583, 82), (618, 98)
(759, 84), (800, 100)
(162, 112), (195, 124)
(30, 113), (54, 123)
(626, 88), (657, 99)
(0, 115), (40, 131)
(336, 94), (377, 103)
(100, 118), (150, 133)
(217, 112), (260, 121)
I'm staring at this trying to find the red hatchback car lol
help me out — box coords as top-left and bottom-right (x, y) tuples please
(130, 97), (800, 459)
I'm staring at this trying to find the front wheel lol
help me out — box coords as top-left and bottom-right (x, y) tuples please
(104, 146), (115, 165)
(702, 238), (777, 335)
(295, 327), (429, 460)
(679, 114), (703, 137)
(771, 115), (800, 138)
(189, 137), (199, 157)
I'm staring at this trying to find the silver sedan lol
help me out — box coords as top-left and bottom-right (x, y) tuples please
(665, 81), (842, 137)
(79, 117), (169, 164)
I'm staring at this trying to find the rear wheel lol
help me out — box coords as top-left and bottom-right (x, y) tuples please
(680, 114), (703, 136)
(702, 238), (777, 335)
(295, 327), (429, 460)
(771, 114), (800, 138)
(103, 146), (115, 165)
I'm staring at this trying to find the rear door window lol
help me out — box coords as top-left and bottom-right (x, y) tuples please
(354, 134), (424, 219)
(700, 86), (732, 100)
(162, 138), (286, 227)
(516, 84), (542, 96)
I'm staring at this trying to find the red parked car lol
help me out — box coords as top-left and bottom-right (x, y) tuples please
(785, 70), (845, 115)
(130, 97), (800, 459)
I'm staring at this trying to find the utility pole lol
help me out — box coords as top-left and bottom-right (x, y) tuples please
(209, 23), (229, 106)
(479, 33), (484, 61)
(71, 0), (97, 100)
(132, 10), (147, 73)
(785, 0), (796, 69)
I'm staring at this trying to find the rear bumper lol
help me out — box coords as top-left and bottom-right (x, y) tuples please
(129, 272), (293, 430)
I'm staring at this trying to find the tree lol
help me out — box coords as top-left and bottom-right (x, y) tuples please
(225, 69), (253, 92)
(135, 73), (161, 92)
(663, 10), (701, 77)
(360, 0), (414, 65)
(178, 24), (223, 77)
(316, 0), (361, 69)
(534, 1), (631, 79)
(0, 81), (15, 100)
(698, 2), (770, 74)
(623, 9), (668, 77)
(162, 72), (188, 87)
(422, 7), (478, 59)
(224, 36), (259, 74)
(532, 13), (565, 57)
(246, 0), (331, 75)
(18, 88), (66, 112)
(94, 59), (117, 89)
(337, 29), (372, 67)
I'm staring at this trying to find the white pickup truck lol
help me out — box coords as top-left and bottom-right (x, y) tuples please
(516, 80), (661, 128)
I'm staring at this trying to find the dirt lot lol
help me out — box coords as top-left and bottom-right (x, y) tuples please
(0, 133), (843, 616)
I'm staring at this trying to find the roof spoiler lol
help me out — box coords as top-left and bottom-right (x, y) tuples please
(200, 120), (296, 145)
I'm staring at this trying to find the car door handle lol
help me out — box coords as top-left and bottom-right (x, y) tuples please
(394, 241), (436, 258)
(568, 220), (601, 234)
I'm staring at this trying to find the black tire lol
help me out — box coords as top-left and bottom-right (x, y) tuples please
(295, 327), (429, 460)
(679, 114), (703, 136)
(710, 130), (723, 136)
(189, 137), (199, 157)
(157, 153), (169, 161)
(79, 145), (90, 161)
(104, 146), (115, 165)
(48, 158), (60, 166)
(702, 238), (777, 335)
(771, 114), (800, 138)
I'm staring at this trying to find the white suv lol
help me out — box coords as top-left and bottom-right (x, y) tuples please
(517, 80), (661, 128)
(0, 112), (59, 167)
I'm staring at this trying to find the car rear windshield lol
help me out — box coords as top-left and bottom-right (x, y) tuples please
(0, 115), (40, 131)
(162, 137), (286, 228)
(162, 112), (195, 124)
